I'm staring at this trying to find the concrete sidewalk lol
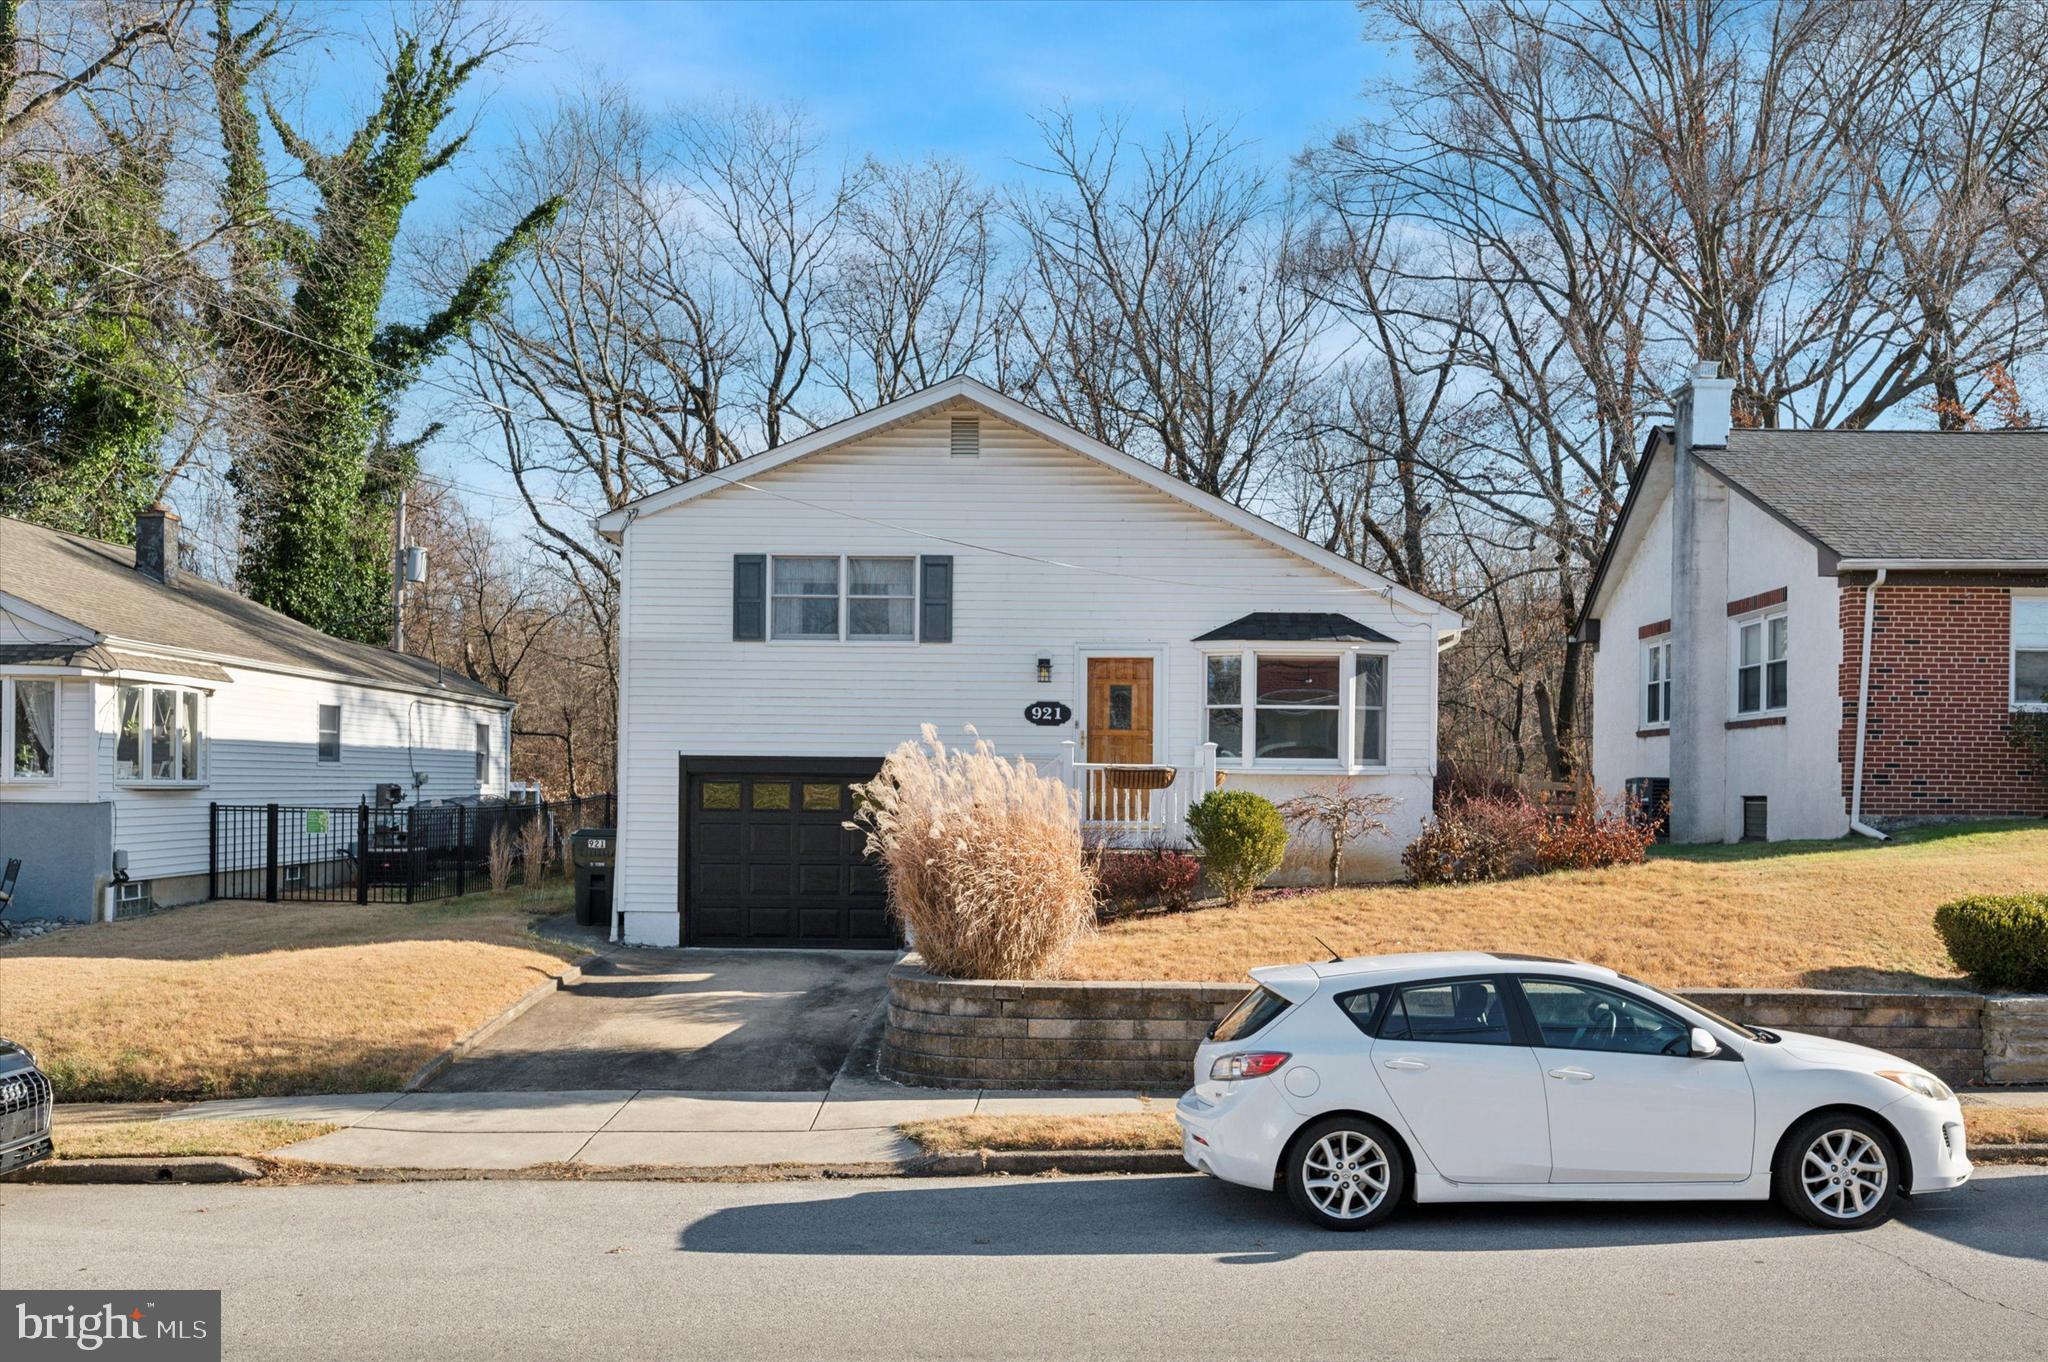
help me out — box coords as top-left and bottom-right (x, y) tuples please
(72, 1082), (1165, 1172)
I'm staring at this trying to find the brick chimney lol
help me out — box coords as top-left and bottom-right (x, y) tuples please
(135, 504), (180, 585)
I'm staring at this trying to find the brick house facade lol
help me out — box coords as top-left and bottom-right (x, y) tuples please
(1837, 583), (2048, 819)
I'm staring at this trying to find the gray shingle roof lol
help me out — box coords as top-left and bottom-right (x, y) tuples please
(1193, 612), (1398, 644)
(0, 517), (509, 704)
(1699, 428), (2048, 562)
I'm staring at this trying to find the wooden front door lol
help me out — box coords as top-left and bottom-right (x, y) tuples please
(1085, 657), (1155, 822)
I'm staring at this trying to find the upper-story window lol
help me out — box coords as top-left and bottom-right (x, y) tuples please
(3, 678), (58, 780)
(2014, 594), (2048, 711)
(1203, 648), (1391, 770)
(1641, 636), (1672, 729)
(1733, 610), (1787, 716)
(116, 683), (207, 785)
(769, 555), (917, 642)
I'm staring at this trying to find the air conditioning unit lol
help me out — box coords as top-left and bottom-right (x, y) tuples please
(374, 783), (403, 808)
(1625, 777), (1672, 841)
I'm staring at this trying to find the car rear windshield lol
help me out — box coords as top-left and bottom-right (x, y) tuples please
(1212, 986), (1291, 1043)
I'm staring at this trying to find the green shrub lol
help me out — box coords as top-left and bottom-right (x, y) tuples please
(1185, 790), (1288, 906)
(1933, 893), (2048, 990)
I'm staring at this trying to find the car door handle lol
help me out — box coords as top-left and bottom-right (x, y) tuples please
(1383, 1057), (1429, 1072)
(1547, 1066), (1596, 1081)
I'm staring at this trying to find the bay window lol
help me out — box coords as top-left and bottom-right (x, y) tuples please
(116, 682), (207, 785)
(1203, 649), (1392, 770)
(1734, 610), (1787, 716)
(3, 678), (58, 780)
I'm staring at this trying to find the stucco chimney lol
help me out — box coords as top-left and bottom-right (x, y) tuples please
(135, 504), (180, 585)
(1677, 360), (1735, 449)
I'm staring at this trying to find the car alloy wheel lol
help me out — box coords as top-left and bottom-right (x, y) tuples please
(1285, 1117), (1406, 1230)
(1800, 1128), (1888, 1221)
(1774, 1112), (1901, 1229)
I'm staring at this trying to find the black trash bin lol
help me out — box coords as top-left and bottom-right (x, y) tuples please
(570, 828), (616, 927)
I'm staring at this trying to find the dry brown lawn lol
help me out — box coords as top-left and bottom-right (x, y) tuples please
(52, 1119), (340, 1159)
(0, 886), (580, 1101)
(901, 1112), (1180, 1154)
(1064, 821), (2048, 988)
(1965, 1106), (2048, 1147)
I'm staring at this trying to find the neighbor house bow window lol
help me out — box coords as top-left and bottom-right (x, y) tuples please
(115, 683), (207, 785)
(2014, 594), (2048, 711)
(1204, 649), (1392, 770)
(3, 678), (58, 779)
(768, 555), (918, 641)
(1734, 610), (1787, 715)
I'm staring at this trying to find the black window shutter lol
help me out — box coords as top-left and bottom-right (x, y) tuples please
(920, 555), (953, 642)
(733, 554), (766, 640)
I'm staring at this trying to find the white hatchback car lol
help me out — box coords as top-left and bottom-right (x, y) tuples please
(1175, 952), (1972, 1230)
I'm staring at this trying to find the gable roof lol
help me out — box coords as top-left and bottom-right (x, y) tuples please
(0, 517), (512, 706)
(1697, 428), (2048, 565)
(595, 376), (1464, 634)
(1193, 612), (1398, 644)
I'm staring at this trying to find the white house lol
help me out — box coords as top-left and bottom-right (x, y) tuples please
(0, 509), (514, 921)
(1580, 364), (2048, 843)
(597, 377), (1464, 949)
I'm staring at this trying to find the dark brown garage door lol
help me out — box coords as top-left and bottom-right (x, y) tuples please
(681, 757), (896, 949)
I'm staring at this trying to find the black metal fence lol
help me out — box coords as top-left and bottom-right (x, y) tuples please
(209, 794), (615, 904)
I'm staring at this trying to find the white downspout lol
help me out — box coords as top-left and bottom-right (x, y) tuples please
(1848, 568), (1890, 841)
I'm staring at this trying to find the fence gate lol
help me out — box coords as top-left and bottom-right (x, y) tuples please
(208, 796), (612, 905)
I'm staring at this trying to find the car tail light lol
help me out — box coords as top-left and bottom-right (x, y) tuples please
(1209, 1051), (1290, 1081)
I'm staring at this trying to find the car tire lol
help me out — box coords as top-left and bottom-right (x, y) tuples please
(1284, 1116), (1407, 1231)
(1774, 1112), (1902, 1230)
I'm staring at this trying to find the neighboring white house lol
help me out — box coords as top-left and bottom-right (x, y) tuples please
(597, 377), (1465, 950)
(1580, 363), (2048, 844)
(0, 509), (514, 921)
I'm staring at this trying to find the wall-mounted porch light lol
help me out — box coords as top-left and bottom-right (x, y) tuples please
(1036, 657), (1053, 683)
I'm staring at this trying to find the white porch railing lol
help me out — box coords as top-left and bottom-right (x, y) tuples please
(1056, 741), (1219, 846)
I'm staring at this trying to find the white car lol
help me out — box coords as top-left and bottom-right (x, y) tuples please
(1175, 952), (1971, 1230)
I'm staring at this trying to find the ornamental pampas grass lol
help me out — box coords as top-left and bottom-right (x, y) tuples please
(849, 725), (1095, 979)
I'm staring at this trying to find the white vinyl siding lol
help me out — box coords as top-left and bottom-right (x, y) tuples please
(614, 407), (1442, 942)
(2015, 593), (2048, 710)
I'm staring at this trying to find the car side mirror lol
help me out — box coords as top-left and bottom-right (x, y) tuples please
(1689, 1026), (1721, 1058)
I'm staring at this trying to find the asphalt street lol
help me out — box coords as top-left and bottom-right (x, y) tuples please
(3, 1168), (2044, 1360)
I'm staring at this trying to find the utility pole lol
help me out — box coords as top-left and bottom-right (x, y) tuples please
(391, 485), (408, 653)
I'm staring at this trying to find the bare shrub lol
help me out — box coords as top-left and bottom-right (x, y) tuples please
(1276, 783), (1402, 888)
(848, 725), (1095, 979)
(487, 822), (514, 894)
(519, 810), (552, 892)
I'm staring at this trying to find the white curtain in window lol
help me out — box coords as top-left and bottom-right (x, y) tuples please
(13, 680), (56, 775)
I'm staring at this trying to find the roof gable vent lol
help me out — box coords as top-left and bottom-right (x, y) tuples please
(949, 414), (980, 458)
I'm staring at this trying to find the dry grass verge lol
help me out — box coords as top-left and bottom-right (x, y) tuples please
(53, 1119), (339, 1160)
(0, 886), (579, 1101)
(1065, 821), (2048, 988)
(1965, 1106), (2048, 1147)
(901, 1112), (1180, 1154)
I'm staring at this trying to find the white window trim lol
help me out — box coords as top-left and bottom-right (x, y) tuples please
(1, 676), (60, 782)
(1199, 644), (1394, 774)
(114, 682), (209, 788)
(1731, 607), (1789, 718)
(1640, 635), (1672, 730)
(2013, 590), (2048, 712)
(765, 553), (922, 645)
(317, 703), (342, 763)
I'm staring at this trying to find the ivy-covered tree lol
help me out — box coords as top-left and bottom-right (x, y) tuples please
(210, 0), (559, 642)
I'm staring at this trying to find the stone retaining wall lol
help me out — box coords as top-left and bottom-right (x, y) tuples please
(881, 964), (2027, 1090)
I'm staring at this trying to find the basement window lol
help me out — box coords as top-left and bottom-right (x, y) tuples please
(1741, 796), (1768, 843)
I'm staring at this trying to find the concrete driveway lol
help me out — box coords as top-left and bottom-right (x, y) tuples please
(423, 947), (898, 1093)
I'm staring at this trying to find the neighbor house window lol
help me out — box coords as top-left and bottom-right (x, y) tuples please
(117, 683), (206, 784)
(1734, 610), (1787, 715)
(1641, 637), (1672, 728)
(846, 557), (915, 640)
(770, 556), (841, 639)
(475, 722), (491, 783)
(317, 704), (341, 762)
(2014, 594), (2048, 710)
(3, 678), (58, 779)
(1203, 648), (1392, 769)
